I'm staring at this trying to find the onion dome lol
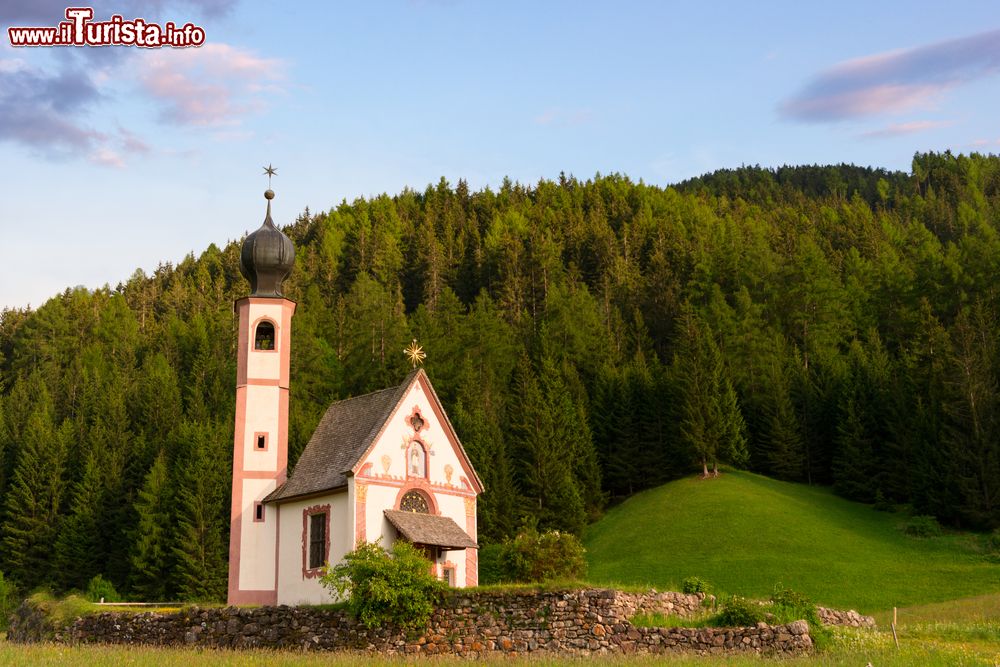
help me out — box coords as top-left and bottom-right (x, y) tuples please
(240, 188), (295, 297)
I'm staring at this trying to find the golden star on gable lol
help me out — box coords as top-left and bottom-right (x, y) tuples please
(404, 339), (426, 368)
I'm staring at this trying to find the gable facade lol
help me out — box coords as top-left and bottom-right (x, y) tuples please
(265, 370), (482, 605)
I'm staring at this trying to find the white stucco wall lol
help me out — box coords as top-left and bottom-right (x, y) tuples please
(238, 477), (279, 591)
(360, 381), (477, 493)
(243, 384), (280, 472)
(275, 490), (350, 606)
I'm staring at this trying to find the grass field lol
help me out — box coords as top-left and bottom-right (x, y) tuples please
(0, 629), (996, 667)
(583, 471), (1000, 613)
(4, 471), (997, 664)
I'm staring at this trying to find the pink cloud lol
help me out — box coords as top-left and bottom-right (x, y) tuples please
(136, 43), (283, 126)
(534, 107), (594, 127)
(860, 119), (953, 139)
(782, 28), (1000, 122)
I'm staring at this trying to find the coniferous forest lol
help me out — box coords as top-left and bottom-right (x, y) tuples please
(1, 151), (1000, 601)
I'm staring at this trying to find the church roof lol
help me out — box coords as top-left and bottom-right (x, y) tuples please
(264, 368), (483, 504)
(384, 510), (478, 550)
(263, 371), (417, 503)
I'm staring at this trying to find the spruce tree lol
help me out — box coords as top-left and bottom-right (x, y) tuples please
(673, 308), (748, 477)
(53, 451), (104, 591)
(763, 364), (805, 480)
(171, 422), (228, 601)
(130, 451), (174, 601)
(1, 402), (70, 590)
(508, 357), (586, 534)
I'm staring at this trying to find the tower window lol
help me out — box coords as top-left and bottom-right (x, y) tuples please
(256, 433), (267, 450)
(253, 502), (265, 522)
(254, 320), (276, 350)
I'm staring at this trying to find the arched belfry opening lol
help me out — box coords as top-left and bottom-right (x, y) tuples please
(255, 320), (276, 350)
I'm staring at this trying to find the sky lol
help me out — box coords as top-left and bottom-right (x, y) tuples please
(3, 1), (1000, 310)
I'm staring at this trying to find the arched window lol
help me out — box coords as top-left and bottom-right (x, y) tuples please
(400, 490), (429, 514)
(254, 320), (275, 350)
(408, 442), (426, 478)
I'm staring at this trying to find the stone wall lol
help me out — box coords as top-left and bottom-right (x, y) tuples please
(816, 605), (876, 629)
(9, 589), (819, 657)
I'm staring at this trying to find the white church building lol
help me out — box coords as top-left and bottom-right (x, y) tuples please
(227, 185), (482, 606)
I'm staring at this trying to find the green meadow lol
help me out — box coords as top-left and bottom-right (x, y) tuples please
(583, 471), (1000, 613)
(4, 472), (998, 664)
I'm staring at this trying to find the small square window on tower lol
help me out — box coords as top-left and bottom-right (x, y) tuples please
(253, 501), (265, 522)
(254, 432), (268, 451)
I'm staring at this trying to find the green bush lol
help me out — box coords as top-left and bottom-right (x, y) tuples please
(479, 528), (587, 584)
(985, 529), (1000, 553)
(320, 539), (445, 631)
(681, 576), (711, 594)
(713, 595), (765, 627)
(0, 572), (18, 630)
(769, 586), (832, 650)
(477, 543), (505, 585)
(904, 515), (943, 538)
(84, 575), (121, 603)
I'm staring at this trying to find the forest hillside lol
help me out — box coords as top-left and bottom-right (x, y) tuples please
(1, 151), (999, 600)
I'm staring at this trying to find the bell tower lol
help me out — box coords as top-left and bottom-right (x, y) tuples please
(228, 168), (296, 605)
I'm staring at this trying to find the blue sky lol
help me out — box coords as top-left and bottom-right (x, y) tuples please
(3, 1), (1000, 309)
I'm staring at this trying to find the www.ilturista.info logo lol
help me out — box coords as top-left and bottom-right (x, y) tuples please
(8, 7), (206, 48)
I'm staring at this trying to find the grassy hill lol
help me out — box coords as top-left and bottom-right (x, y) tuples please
(583, 471), (1000, 613)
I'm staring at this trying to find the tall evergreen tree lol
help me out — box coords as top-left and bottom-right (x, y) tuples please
(1, 397), (71, 590)
(53, 452), (104, 590)
(130, 451), (174, 601)
(508, 357), (587, 534)
(672, 308), (748, 476)
(943, 304), (1000, 528)
(762, 364), (805, 480)
(171, 422), (228, 601)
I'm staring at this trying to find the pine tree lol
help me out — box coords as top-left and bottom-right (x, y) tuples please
(762, 364), (805, 480)
(130, 451), (174, 601)
(508, 357), (586, 534)
(451, 391), (518, 542)
(943, 304), (1000, 528)
(672, 308), (748, 477)
(1, 398), (70, 590)
(53, 451), (104, 591)
(171, 422), (228, 601)
(539, 357), (603, 518)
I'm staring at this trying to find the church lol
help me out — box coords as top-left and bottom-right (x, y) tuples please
(227, 182), (483, 606)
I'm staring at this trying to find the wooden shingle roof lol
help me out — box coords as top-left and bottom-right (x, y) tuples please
(384, 510), (478, 550)
(264, 368), (483, 504)
(263, 371), (418, 503)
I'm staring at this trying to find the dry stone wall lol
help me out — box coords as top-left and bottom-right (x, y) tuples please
(816, 606), (876, 629)
(10, 589), (829, 657)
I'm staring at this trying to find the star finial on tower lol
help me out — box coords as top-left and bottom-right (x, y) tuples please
(263, 163), (277, 189)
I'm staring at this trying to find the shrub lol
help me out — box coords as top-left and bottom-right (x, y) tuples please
(320, 539), (445, 631)
(904, 515), (942, 538)
(477, 543), (506, 585)
(681, 576), (711, 594)
(84, 575), (121, 603)
(713, 595), (765, 627)
(0, 572), (18, 630)
(985, 529), (1000, 553)
(480, 528), (587, 584)
(769, 586), (832, 650)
